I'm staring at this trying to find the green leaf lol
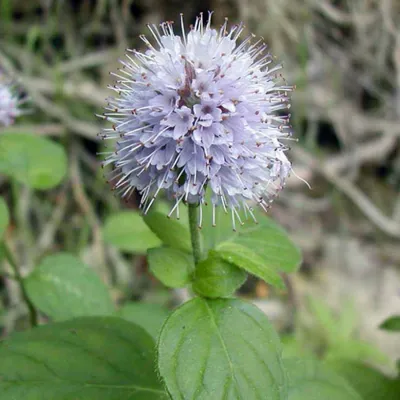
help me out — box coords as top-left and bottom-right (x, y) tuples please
(217, 216), (302, 273)
(0, 316), (167, 399)
(200, 202), (238, 251)
(216, 241), (285, 288)
(103, 211), (161, 253)
(201, 201), (301, 274)
(192, 252), (247, 298)
(329, 361), (400, 400)
(155, 200), (189, 227)
(324, 339), (390, 366)
(284, 358), (362, 400)
(117, 302), (169, 340)
(24, 253), (114, 321)
(158, 297), (288, 400)
(335, 299), (358, 341)
(0, 196), (9, 239)
(306, 296), (340, 344)
(144, 210), (191, 252)
(204, 205), (301, 287)
(0, 133), (67, 189)
(303, 297), (389, 366)
(147, 246), (193, 288)
(281, 335), (316, 360)
(380, 315), (400, 332)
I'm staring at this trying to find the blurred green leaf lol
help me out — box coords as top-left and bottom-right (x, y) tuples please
(329, 361), (400, 400)
(24, 253), (114, 320)
(216, 241), (285, 288)
(103, 211), (161, 254)
(158, 297), (288, 400)
(281, 335), (316, 360)
(0, 0), (12, 23)
(380, 316), (400, 332)
(144, 210), (191, 252)
(0, 196), (9, 240)
(147, 246), (193, 288)
(307, 296), (340, 343)
(305, 297), (389, 366)
(0, 133), (67, 189)
(116, 302), (169, 340)
(335, 299), (358, 341)
(0, 317), (167, 399)
(25, 25), (41, 51)
(325, 339), (390, 366)
(284, 358), (362, 400)
(192, 252), (247, 298)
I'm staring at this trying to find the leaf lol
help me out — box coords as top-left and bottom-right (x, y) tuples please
(158, 297), (288, 400)
(144, 211), (191, 252)
(24, 253), (114, 321)
(201, 201), (302, 274)
(335, 299), (358, 341)
(203, 205), (301, 287)
(0, 133), (67, 189)
(218, 216), (302, 273)
(155, 200), (189, 227)
(216, 241), (285, 288)
(117, 302), (169, 340)
(380, 315), (400, 332)
(329, 361), (400, 400)
(304, 297), (389, 366)
(0, 196), (9, 239)
(200, 202), (238, 251)
(281, 335), (315, 360)
(0, 317), (167, 399)
(284, 358), (362, 400)
(192, 252), (247, 298)
(147, 246), (193, 288)
(306, 296), (340, 344)
(325, 339), (390, 366)
(103, 211), (161, 254)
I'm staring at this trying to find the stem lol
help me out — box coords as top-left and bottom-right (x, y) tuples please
(188, 204), (202, 265)
(3, 242), (39, 327)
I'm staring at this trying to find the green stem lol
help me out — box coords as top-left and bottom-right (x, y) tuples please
(3, 242), (38, 327)
(188, 204), (202, 265)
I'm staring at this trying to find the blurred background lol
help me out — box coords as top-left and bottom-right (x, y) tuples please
(0, 0), (399, 371)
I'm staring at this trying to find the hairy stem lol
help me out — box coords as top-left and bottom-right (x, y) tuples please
(188, 204), (202, 265)
(3, 242), (38, 327)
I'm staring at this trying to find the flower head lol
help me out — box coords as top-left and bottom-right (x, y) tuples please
(0, 79), (22, 127)
(101, 13), (293, 227)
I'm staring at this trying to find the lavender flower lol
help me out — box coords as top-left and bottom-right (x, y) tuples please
(101, 13), (293, 228)
(0, 80), (22, 127)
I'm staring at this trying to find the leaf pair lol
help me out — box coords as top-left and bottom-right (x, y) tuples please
(0, 298), (288, 400)
(142, 208), (302, 296)
(1, 294), (387, 400)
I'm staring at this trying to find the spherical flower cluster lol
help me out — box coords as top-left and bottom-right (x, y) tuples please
(101, 13), (293, 227)
(0, 80), (22, 127)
